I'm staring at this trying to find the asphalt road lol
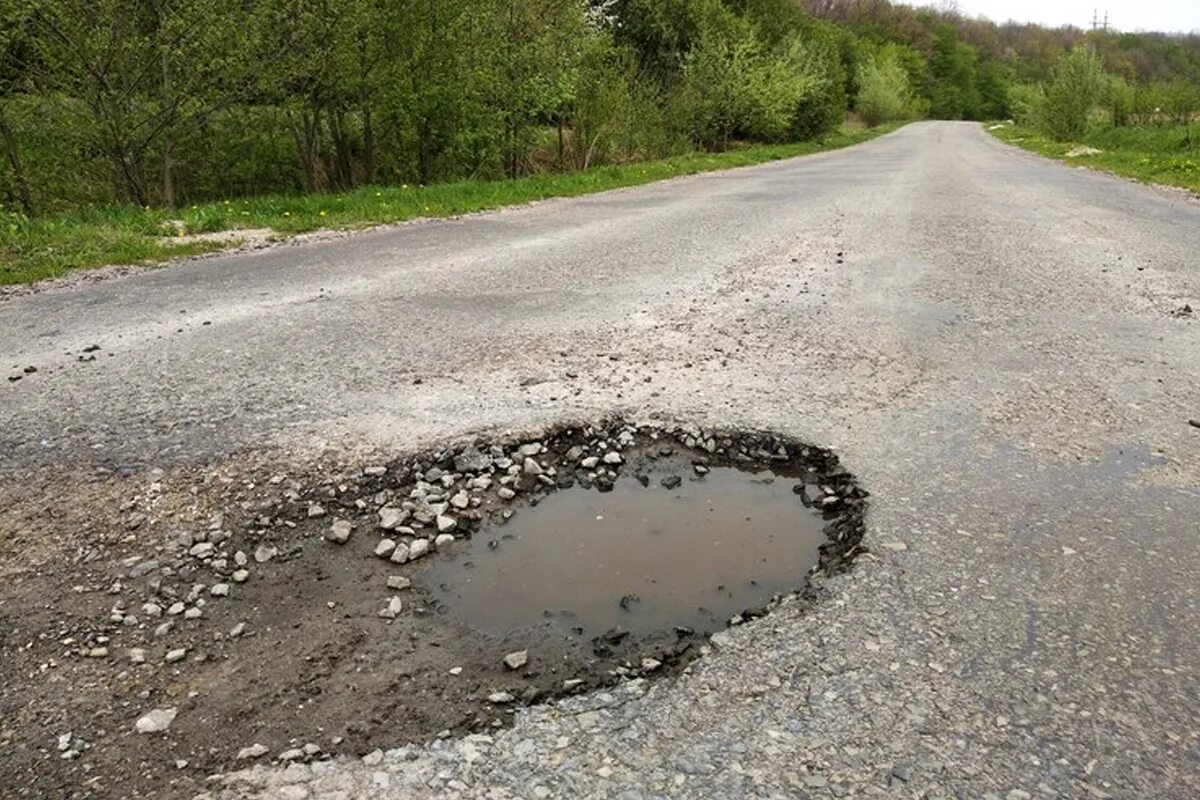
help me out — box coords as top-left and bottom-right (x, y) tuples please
(3, 121), (1199, 798)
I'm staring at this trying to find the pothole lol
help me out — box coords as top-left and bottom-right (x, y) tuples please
(426, 452), (831, 642)
(0, 420), (868, 798)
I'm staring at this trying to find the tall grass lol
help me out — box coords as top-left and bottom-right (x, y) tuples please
(989, 122), (1200, 193)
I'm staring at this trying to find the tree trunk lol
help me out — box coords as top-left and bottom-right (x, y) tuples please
(0, 110), (33, 215)
(362, 95), (376, 184)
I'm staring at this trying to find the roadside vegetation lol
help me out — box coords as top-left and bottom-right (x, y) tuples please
(988, 41), (1199, 193)
(0, 126), (896, 285)
(1, 0), (1198, 284)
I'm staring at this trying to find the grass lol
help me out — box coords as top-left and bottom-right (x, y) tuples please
(0, 123), (900, 287)
(988, 122), (1200, 193)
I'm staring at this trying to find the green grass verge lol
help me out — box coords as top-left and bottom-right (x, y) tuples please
(987, 122), (1200, 194)
(0, 123), (901, 287)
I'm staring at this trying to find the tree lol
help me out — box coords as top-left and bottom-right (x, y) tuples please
(1041, 45), (1104, 140)
(856, 47), (911, 126)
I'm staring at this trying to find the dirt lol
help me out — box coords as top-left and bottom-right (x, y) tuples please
(0, 421), (867, 799)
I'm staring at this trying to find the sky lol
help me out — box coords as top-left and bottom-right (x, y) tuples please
(907, 1), (1200, 34)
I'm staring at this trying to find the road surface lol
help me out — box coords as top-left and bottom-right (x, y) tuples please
(2, 121), (1198, 798)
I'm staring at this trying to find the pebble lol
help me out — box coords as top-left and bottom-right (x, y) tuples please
(374, 538), (397, 558)
(523, 457), (543, 475)
(254, 543), (278, 563)
(378, 507), (404, 530)
(435, 533), (455, 548)
(230, 622), (246, 638)
(390, 543), (410, 564)
(450, 491), (470, 509)
(602, 451), (623, 465)
(237, 743), (269, 760)
(386, 575), (411, 591)
(135, 708), (177, 734)
(129, 648), (146, 664)
(232, 569), (249, 583)
(504, 650), (529, 670)
(210, 583), (230, 597)
(580, 456), (600, 469)
(497, 487), (516, 501)
(327, 520), (353, 544)
(408, 538), (431, 560)
(378, 597), (403, 619)
(436, 514), (457, 533)
(165, 648), (187, 663)
(307, 503), (326, 518)
(488, 692), (515, 704)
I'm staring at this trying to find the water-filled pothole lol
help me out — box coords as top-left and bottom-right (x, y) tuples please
(425, 461), (827, 640)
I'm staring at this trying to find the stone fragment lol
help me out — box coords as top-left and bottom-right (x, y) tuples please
(378, 597), (403, 619)
(386, 576), (411, 591)
(135, 708), (177, 734)
(436, 514), (457, 533)
(237, 743), (269, 760)
(254, 544), (277, 563)
(327, 519), (353, 544)
(602, 451), (623, 465)
(374, 539), (397, 558)
(504, 650), (528, 670)
(165, 648), (187, 663)
(390, 543), (410, 564)
(408, 538), (431, 561)
(488, 692), (515, 704)
(435, 533), (455, 548)
(378, 507), (404, 530)
(209, 583), (230, 597)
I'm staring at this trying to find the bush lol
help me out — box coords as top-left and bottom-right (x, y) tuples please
(1041, 46), (1105, 141)
(855, 50), (912, 127)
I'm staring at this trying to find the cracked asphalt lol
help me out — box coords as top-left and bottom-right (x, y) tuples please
(2, 121), (1199, 799)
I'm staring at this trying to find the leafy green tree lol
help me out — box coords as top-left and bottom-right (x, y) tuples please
(1041, 45), (1104, 140)
(855, 47), (911, 126)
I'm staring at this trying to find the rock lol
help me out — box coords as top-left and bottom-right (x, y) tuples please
(237, 743), (269, 760)
(435, 533), (455, 548)
(327, 519), (353, 544)
(363, 465), (387, 477)
(254, 544), (277, 563)
(390, 543), (410, 564)
(135, 708), (177, 734)
(892, 763), (913, 782)
(523, 457), (543, 476)
(660, 475), (682, 489)
(640, 657), (662, 672)
(408, 538), (431, 561)
(454, 448), (491, 472)
(693, 464), (709, 475)
(307, 503), (326, 518)
(189, 542), (214, 559)
(230, 622), (246, 638)
(374, 538), (397, 558)
(232, 569), (249, 583)
(497, 487), (516, 501)
(503, 650), (528, 670)
(602, 451), (623, 465)
(518, 442), (542, 457)
(209, 583), (230, 597)
(436, 514), (457, 533)
(362, 749), (384, 767)
(450, 491), (470, 509)
(279, 748), (304, 761)
(165, 648), (187, 663)
(580, 456), (600, 469)
(563, 679), (584, 690)
(378, 507), (404, 530)
(1065, 145), (1102, 158)
(387, 575), (411, 591)
(129, 648), (146, 664)
(488, 691), (515, 704)
(378, 597), (403, 619)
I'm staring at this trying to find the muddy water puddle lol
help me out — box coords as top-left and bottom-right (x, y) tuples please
(424, 466), (826, 640)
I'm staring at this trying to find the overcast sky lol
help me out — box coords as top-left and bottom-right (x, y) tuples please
(906, 1), (1200, 34)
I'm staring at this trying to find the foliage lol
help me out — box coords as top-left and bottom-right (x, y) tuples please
(0, 124), (898, 285)
(855, 47), (911, 126)
(1041, 46), (1106, 140)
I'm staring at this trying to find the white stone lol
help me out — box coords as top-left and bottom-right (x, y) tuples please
(135, 708), (177, 734)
